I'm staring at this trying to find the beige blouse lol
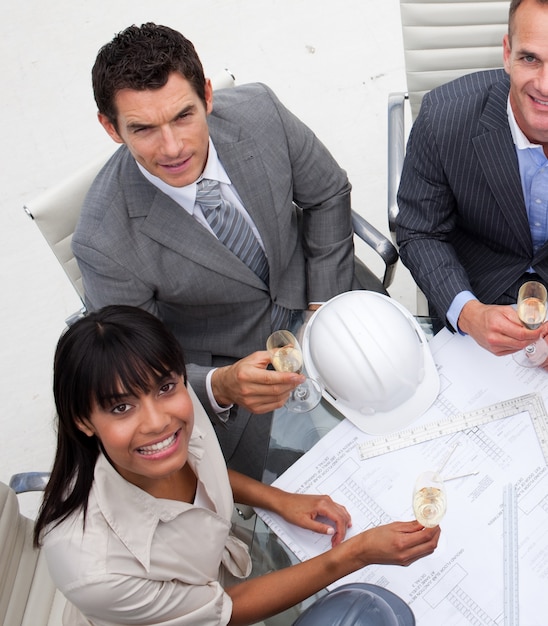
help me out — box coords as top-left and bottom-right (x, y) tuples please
(42, 386), (252, 625)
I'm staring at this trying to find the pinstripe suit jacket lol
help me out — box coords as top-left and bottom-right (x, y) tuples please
(73, 83), (354, 476)
(396, 69), (548, 324)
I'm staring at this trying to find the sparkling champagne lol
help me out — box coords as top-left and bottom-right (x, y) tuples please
(413, 486), (447, 527)
(412, 470), (446, 527)
(517, 296), (547, 330)
(266, 329), (322, 412)
(271, 346), (303, 373)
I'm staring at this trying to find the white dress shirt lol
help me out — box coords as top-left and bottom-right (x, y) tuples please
(137, 138), (265, 248)
(42, 385), (251, 626)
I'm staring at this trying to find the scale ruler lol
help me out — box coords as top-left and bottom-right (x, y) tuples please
(358, 392), (548, 463)
(503, 483), (519, 626)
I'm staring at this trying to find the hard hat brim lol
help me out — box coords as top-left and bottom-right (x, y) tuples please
(293, 582), (415, 625)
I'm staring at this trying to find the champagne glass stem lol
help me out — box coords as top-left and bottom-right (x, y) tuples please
(513, 281), (548, 368)
(266, 330), (322, 412)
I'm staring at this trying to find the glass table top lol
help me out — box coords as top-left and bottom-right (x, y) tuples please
(233, 316), (439, 624)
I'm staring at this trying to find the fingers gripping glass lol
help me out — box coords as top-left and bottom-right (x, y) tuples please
(266, 330), (322, 413)
(513, 281), (548, 368)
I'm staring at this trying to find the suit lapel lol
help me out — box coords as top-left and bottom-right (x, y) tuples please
(122, 154), (267, 288)
(473, 80), (532, 254)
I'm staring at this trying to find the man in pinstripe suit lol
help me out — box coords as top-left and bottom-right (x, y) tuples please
(396, 0), (548, 362)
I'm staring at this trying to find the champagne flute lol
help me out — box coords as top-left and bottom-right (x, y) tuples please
(513, 280), (548, 368)
(412, 470), (447, 527)
(267, 330), (322, 412)
(412, 444), (479, 527)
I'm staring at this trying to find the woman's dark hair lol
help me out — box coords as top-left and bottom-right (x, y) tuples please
(92, 22), (207, 129)
(33, 305), (186, 547)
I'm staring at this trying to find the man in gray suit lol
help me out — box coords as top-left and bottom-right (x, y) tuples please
(73, 23), (372, 479)
(396, 0), (548, 361)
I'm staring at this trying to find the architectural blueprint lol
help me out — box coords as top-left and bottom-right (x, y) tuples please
(256, 329), (548, 625)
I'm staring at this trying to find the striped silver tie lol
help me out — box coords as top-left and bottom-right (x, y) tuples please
(196, 179), (269, 284)
(196, 178), (292, 331)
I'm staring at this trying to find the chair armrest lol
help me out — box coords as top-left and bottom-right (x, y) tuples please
(387, 92), (408, 239)
(351, 210), (398, 289)
(9, 472), (50, 494)
(234, 504), (255, 520)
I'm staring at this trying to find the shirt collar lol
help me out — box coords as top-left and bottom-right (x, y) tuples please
(507, 96), (543, 151)
(136, 138), (231, 214)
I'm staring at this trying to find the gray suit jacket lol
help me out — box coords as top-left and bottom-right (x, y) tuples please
(73, 83), (354, 476)
(396, 69), (548, 325)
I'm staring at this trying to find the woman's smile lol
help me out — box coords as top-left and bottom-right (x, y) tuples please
(137, 429), (181, 457)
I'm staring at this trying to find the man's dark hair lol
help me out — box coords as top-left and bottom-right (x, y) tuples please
(92, 23), (206, 128)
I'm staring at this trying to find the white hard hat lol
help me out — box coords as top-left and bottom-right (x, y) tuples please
(302, 291), (439, 435)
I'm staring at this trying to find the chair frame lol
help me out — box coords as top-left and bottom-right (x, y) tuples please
(0, 479), (65, 625)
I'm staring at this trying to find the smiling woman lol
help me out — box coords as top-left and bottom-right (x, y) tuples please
(33, 305), (439, 625)
(76, 367), (196, 499)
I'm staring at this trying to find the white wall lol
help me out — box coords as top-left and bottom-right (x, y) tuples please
(1, 0), (412, 513)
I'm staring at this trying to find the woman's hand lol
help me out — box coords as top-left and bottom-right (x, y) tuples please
(228, 471), (350, 546)
(273, 491), (352, 546)
(226, 518), (440, 624)
(352, 520), (441, 568)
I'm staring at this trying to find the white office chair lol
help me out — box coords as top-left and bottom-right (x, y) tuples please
(0, 479), (66, 626)
(24, 70), (397, 323)
(23, 152), (112, 323)
(388, 0), (510, 313)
